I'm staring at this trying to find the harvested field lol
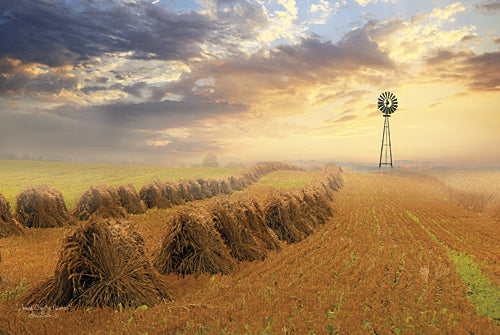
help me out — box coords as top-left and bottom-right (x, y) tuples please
(153, 166), (341, 272)
(0, 159), (240, 210)
(20, 219), (168, 308)
(377, 168), (500, 222)
(153, 207), (234, 277)
(73, 185), (127, 220)
(232, 196), (280, 252)
(116, 184), (146, 214)
(207, 197), (268, 262)
(263, 191), (306, 243)
(0, 193), (23, 238)
(135, 162), (305, 212)
(15, 185), (72, 228)
(138, 181), (171, 209)
(1, 167), (498, 334)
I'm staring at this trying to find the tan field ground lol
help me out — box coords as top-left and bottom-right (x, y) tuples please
(1, 167), (499, 334)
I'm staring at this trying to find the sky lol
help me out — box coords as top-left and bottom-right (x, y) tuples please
(0, 0), (499, 167)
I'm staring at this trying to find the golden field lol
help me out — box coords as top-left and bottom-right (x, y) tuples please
(0, 162), (499, 334)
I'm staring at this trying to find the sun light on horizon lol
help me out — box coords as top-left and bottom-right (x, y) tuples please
(0, 0), (498, 167)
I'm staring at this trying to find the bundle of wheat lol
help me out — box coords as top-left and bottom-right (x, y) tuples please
(20, 219), (169, 308)
(233, 195), (280, 251)
(139, 181), (171, 209)
(239, 170), (259, 185)
(282, 191), (315, 235)
(176, 181), (195, 202)
(116, 184), (146, 214)
(301, 186), (333, 225)
(186, 180), (205, 200)
(227, 176), (245, 192)
(196, 179), (213, 198)
(73, 185), (127, 220)
(263, 192), (305, 243)
(218, 179), (233, 195)
(207, 179), (223, 197)
(207, 197), (266, 262)
(163, 181), (184, 206)
(0, 193), (23, 238)
(321, 166), (344, 192)
(153, 207), (233, 276)
(15, 185), (73, 228)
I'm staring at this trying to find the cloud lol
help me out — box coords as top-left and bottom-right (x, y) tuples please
(421, 48), (500, 91)
(0, 57), (79, 98)
(163, 29), (394, 119)
(0, 0), (215, 67)
(430, 2), (465, 24)
(326, 114), (359, 124)
(424, 49), (472, 65)
(474, 1), (500, 14)
(463, 51), (500, 91)
(355, 0), (399, 7)
(1, 0), (497, 165)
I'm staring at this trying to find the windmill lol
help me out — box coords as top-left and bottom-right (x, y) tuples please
(377, 92), (398, 169)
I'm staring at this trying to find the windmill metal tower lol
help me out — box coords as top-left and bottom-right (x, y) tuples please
(377, 92), (398, 169)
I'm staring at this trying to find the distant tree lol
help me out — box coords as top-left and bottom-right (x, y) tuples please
(201, 152), (219, 167)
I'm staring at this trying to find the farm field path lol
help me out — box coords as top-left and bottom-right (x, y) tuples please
(162, 172), (499, 334)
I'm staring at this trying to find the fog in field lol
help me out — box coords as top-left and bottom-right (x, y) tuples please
(0, 0), (499, 167)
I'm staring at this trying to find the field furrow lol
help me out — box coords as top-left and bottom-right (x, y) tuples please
(1, 170), (498, 334)
(151, 172), (498, 334)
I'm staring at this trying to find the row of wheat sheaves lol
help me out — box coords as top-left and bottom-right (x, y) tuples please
(0, 162), (343, 309)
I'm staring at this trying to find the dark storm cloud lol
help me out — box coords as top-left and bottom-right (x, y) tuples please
(0, 0), (215, 67)
(271, 29), (394, 75)
(196, 27), (394, 87)
(120, 82), (148, 98)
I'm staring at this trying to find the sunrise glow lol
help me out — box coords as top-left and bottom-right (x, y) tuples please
(0, 0), (498, 166)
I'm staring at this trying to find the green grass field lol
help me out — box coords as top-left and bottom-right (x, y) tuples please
(0, 160), (241, 210)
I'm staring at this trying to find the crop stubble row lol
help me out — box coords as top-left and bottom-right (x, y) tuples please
(175, 173), (499, 333)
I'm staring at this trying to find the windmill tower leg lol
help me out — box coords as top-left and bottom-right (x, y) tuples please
(379, 115), (393, 169)
(387, 117), (392, 167)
